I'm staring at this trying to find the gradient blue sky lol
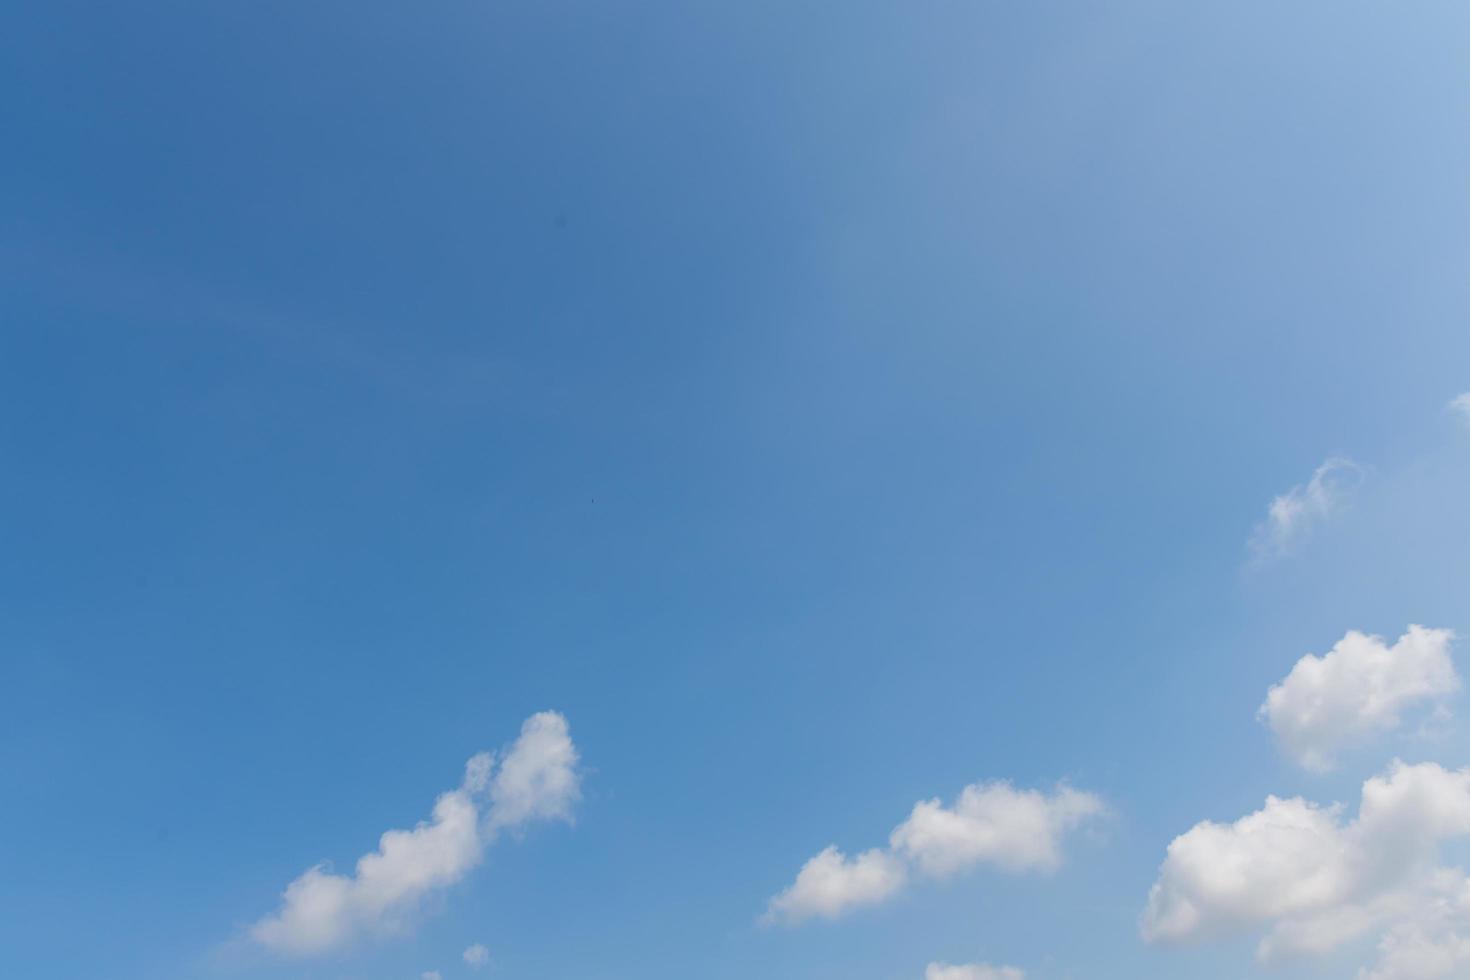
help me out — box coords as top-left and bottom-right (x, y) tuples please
(5, 3), (1470, 980)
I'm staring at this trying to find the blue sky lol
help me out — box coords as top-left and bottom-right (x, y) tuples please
(5, 2), (1470, 979)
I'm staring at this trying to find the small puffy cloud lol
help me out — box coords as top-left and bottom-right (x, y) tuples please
(925, 962), (1024, 980)
(422, 972), (443, 980)
(250, 713), (581, 956)
(1449, 393), (1470, 427)
(1250, 457), (1363, 561)
(1142, 761), (1470, 979)
(765, 781), (1103, 925)
(1260, 626), (1459, 772)
(764, 847), (907, 924)
(891, 782), (1105, 877)
(488, 711), (581, 831)
(463, 943), (490, 968)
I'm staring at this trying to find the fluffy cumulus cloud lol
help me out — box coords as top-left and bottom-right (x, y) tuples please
(766, 781), (1103, 925)
(1260, 626), (1459, 772)
(1250, 456), (1363, 560)
(251, 712), (580, 956)
(764, 847), (907, 924)
(421, 972), (443, 980)
(925, 962), (1024, 980)
(1142, 760), (1470, 979)
(892, 782), (1104, 877)
(488, 712), (582, 830)
(463, 943), (490, 968)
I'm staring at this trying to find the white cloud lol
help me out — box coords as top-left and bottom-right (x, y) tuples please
(488, 711), (581, 830)
(764, 847), (907, 924)
(1142, 761), (1470, 979)
(1260, 626), (1459, 772)
(765, 781), (1103, 925)
(925, 962), (1024, 980)
(422, 972), (443, 980)
(1363, 872), (1470, 980)
(250, 712), (581, 956)
(1250, 457), (1363, 560)
(463, 943), (490, 968)
(250, 765), (484, 955)
(1449, 393), (1470, 427)
(892, 782), (1105, 877)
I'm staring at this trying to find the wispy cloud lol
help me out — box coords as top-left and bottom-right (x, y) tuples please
(926, 964), (1024, 980)
(1249, 457), (1364, 562)
(1449, 393), (1470, 427)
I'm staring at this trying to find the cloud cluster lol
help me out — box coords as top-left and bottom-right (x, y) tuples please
(463, 942), (490, 968)
(1260, 626), (1459, 771)
(251, 712), (580, 956)
(766, 781), (1104, 925)
(1142, 761), (1470, 979)
(925, 962), (1024, 980)
(1249, 456), (1363, 560)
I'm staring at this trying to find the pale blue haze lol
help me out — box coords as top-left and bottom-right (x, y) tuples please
(4, 3), (1470, 979)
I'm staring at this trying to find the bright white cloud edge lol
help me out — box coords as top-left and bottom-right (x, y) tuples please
(1260, 625), (1459, 772)
(1143, 760), (1470, 980)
